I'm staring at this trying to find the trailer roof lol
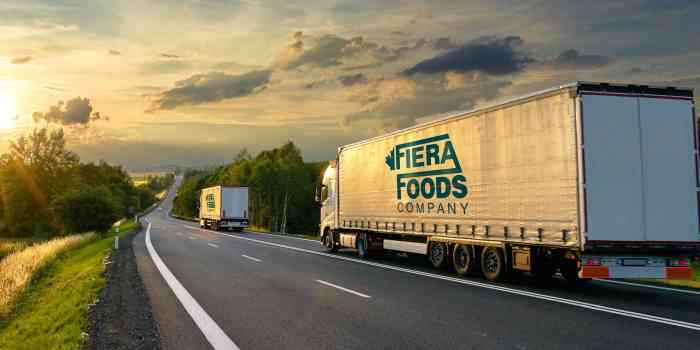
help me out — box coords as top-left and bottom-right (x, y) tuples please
(339, 81), (694, 151)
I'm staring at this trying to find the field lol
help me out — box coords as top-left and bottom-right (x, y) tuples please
(0, 220), (139, 349)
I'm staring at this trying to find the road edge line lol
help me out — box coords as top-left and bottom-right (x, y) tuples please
(145, 219), (240, 350)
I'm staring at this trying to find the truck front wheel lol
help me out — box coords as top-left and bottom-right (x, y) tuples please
(429, 242), (448, 269)
(481, 247), (506, 281)
(453, 244), (473, 276)
(323, 230), (338, 253)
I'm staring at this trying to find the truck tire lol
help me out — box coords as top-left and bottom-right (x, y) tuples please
(453, 244), (473, 276)
(357, 233), (369, 259)
(323, 230), (338, 253)
(429, 242), (448, 269)
(481, 247), (506, 281)
(561, 261), (590, 286)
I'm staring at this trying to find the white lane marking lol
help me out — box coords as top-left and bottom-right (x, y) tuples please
(241, 255), (261, 262)
(145, 220), (240, 350)
(317, 279), (371, 298)
(208, 243), (219, 248)
(183, 225), (700, 332)
(180, 223), (316, 242)
(594, 279), (700, 296)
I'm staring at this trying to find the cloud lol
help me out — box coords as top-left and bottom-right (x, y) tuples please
(108, 49), (121, 56)
(32, 97), (104, 125)
(276, 31), (304, 67)
(148, 70), (272, 111)
(160, 53), (180, 58)
(338, 73), (368, 86)
(546, 49), (614, 70)
(342, 77), (510, 131)
(404, 36), (532, 76)
(141, 60), (191, 74)
(10, 56), (33, 64)
(283, 34), (378, 69)
(433, 37), (457, 50)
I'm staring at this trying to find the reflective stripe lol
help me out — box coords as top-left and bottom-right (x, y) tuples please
(580, 266), (609, 279)
(665, 267), (693, 280)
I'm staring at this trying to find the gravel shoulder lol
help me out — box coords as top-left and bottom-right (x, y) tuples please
(83, 229), (162, 350)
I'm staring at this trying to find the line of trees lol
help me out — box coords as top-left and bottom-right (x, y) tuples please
(172, 142), (326, 235)
(0, 127), (173, 238)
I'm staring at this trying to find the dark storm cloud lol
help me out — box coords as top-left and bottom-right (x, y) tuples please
(546, 49), (614, 70)
(403, 36), (532, 76)
(109, 49), (121, 56)
(10, 56), (33, 64)
(338, 73), (368, 86)
(149, 70), (272, 111)
(32, 97), (103, 125)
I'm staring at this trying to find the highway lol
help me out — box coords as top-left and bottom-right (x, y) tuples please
(133, 178), (700, 350)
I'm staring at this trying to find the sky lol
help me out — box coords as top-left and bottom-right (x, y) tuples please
(0, 0), (699, 171)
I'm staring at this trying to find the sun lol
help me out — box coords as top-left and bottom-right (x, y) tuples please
(0, 90), (17, 129)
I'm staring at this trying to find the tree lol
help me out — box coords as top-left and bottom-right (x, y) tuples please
(0, 127), (79, 236)
(52, 186), (122, 235)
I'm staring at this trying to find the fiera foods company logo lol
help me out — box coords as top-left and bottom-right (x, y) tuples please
(385, 134), (468, 201)
(206, 193), (216, 211)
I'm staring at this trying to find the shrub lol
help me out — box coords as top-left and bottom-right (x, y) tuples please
(52, 186), (122, 235)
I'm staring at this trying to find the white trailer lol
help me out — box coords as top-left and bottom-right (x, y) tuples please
(317, 81), (699, 283)
(199, 186), (249, 231)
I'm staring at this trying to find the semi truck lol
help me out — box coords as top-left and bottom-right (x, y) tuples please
(317, 81), (699, 283)
(199, 185), (249, 231)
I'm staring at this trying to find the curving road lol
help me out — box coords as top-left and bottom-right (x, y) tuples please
(133, 177), (700, 350)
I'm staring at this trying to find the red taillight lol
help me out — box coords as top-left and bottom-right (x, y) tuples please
(668, 258), (690, 267)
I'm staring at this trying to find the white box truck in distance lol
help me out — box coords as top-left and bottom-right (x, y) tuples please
(317, 81), (699, 283)
(200, 186), (249, 231)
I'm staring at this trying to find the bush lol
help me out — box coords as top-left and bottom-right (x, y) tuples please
(52, 186), (122, 235)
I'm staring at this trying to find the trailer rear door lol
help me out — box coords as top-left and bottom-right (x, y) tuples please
(582, 94), (699, 243)
(638, 98), (698, 241)
(583, 95), (645, 241)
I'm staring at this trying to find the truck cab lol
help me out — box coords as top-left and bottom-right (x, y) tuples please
(318, 161), (337, 244)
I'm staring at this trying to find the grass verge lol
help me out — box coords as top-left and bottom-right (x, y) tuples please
(633, 261), (700, 289)
(0, 240), (32, 261)
(0, 219), (139, 349)
(0, 234), (95, 317)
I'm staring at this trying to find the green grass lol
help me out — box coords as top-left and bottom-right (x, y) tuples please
(0, 219), (140, 350)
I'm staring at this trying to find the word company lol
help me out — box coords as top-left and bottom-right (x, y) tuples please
(385, 134), (469, 215)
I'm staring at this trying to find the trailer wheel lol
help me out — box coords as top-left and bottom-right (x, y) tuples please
(481, 247), (506, 281)
(357, 233), (369, 259)
(323, 230), (338, 253)
(453, 244), (473, 276)
(429, 242), (448, 269)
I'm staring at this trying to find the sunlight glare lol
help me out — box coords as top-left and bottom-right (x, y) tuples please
(0, 89), (17, 129)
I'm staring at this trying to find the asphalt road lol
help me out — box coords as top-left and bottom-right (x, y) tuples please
(133, 178), (700, 350)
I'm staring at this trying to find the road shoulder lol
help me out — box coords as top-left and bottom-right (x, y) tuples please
(83, 229), (161, 350)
